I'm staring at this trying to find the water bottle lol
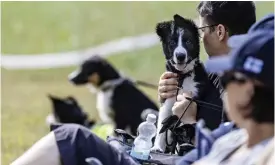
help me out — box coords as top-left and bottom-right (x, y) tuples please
(130, 114), (157, 160)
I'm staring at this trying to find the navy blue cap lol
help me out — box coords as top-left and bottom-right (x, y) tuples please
(227, 13), (274, 49)
(205, 30), (274, 89)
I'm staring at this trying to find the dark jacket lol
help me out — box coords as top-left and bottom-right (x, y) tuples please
(195, 73), (228, 130)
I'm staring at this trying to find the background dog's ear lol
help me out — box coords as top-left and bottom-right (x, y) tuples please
(156, 21), (172, 41)
(91, 54), (103, 60)
(47, 94), (59, 101)
(66, 96), (78, 105)
(85, 54), (102, 63)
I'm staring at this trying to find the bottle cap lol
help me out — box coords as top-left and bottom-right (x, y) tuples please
(146, 114), (157, 123)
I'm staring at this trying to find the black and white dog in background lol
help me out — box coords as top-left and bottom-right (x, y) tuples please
(68, 55), (159, 135)
(46, 94), (96, 128)
(152, 14), (210, 152)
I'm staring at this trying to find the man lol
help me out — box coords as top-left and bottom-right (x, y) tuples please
(177, 12), (274, 165)
(160, 1), (256, 133)
(193, 26), (274, 165)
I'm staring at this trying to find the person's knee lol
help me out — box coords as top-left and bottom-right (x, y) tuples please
(11, 132), (61, 165)
(54, 123), (93, 140)
(54, 123), (121, 165)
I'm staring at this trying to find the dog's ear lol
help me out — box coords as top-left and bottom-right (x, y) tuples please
(85, 54), (103, 63)
(66, 96), (78, 105)
(156, 21), (172, 41)
(91, 54), (103, 60)
(174, 14), (188, 26)
(48, 94), (60, 102)
(174, 14), (198, 29)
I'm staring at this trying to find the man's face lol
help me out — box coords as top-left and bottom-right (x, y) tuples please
(199, 16), (228, 57)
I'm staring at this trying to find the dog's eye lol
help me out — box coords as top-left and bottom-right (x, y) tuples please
(186, 40), (191, 45)
(169, 40), (176, 46)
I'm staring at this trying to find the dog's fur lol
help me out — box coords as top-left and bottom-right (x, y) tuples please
(46, 94), (95, 128)
(68, 55), (159, 135)
(152, 14), (210, 152)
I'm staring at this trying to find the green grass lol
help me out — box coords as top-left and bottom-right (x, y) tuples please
(2, 1), (198, 54)
(1, 1), (274, 164)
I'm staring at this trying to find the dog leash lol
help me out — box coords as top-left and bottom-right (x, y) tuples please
(134, 80), (159, 90)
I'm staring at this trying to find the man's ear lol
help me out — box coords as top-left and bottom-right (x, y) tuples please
(216, 24), (227, 41)
(156, 21), (172, 42)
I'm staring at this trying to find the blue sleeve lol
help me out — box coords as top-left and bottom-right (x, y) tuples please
(211, 122), (235, 139)
(176, 122), (235, 165)
(176, 149), (198, 165)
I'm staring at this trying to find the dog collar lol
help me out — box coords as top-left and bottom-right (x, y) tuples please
(100, 78), (126, 91)
(166, 59), (198, 89)
(177, 71), (193, 88)
(166, 59), (199, 74)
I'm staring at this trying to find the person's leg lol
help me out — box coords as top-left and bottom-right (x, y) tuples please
(53, 123), (137, 165)
(11, 132), (61, 165)
(11, 124), (137, 165)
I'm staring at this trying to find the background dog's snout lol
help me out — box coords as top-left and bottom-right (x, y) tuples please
(68, 70), (88, 85)
(176, 53), (186, 62)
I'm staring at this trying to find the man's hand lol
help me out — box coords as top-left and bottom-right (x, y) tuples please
(158, 72), (178, 103)
(172, 93), (197, 124)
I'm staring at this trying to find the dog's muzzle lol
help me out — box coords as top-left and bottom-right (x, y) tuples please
(68, 69), (88, 85)
(175, 52), (186, 63)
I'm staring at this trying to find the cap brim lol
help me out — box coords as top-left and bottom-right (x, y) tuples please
(228, 34), (249, 48)
(204, 55), (234, 74)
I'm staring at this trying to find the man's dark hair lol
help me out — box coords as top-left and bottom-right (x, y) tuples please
(197, 1), (256, 36)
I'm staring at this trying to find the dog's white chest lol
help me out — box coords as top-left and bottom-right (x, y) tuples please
(96, 90), (114, 124)
(179, 73), (199, 97)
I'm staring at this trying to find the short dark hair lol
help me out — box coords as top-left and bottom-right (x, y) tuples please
(197, 1), (256, 36)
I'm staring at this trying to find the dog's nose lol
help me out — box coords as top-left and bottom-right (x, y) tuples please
(176, 53), (186, 62)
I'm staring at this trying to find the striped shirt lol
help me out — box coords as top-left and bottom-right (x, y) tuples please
(208, 73), (224, 96)
(208, 73), (227, 122)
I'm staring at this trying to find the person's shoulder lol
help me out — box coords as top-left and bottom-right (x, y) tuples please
(201, 129), (247, 161)
(211, 122), (235, 139)
(210, 128), (247, 154)
(214, 128), (247, 145)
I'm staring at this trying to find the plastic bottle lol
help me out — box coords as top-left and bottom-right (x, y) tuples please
(130, 114), (157, 160)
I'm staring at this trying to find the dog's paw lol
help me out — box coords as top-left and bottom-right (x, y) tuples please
(150, 146), (164, 153)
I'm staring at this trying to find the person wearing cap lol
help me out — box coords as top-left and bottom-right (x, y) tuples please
(191, 28), (274, 165)
(159, 1), (257, 132)
(177, 13), (274, 165)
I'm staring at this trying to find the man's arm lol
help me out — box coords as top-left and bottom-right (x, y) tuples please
(172, 93), (197, 124)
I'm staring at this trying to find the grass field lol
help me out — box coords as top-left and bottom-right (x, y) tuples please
(2, 1), (274, 164)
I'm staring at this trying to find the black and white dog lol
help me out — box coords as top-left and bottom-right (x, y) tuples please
(152, 14), (210, 152)
(46, 94), (96, 128)
(68, 55), (159, 135)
